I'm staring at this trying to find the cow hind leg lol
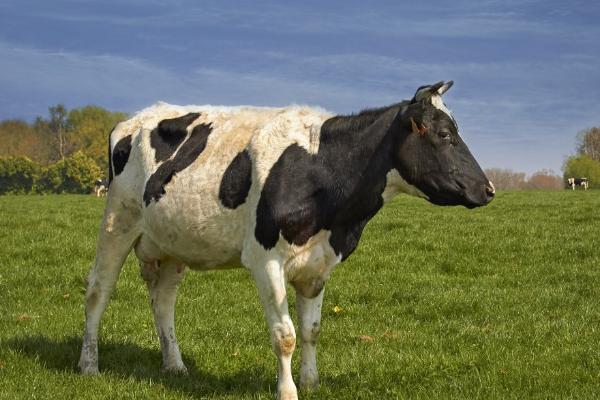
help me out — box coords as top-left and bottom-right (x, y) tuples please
(78, 197), (141, 374)
(296, 288), (324, 390)
(140, 260), (187, 373)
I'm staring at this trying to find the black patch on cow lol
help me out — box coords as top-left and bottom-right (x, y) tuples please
(255, 105), (402, 260)
(107, 126), (117, 185)
(219, 150), (252, 209)
(151, 112), (200, 162)
(143, 122), (213, 206)
(112, 135), (132, 179)
(108, 133), (114, 184)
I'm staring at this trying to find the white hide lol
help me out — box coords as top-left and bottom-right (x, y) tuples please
(108, 103), (331, 271)
(81, 102), (344, 400)
(430, 94), (454, 121)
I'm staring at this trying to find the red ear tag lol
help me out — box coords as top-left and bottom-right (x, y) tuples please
(410, 117), (428, 135)
(410, 117), (420, 134)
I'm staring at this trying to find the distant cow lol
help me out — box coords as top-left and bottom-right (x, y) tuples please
(94, 179), (108, 197)
(567, 177), (588, 190)
(79, 81), (494, 399)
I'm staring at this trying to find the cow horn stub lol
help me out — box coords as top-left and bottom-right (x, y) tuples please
(410, 117), (428, 135)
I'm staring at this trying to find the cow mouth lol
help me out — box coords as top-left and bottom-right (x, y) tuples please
(424, 180), (493, 208)
(463, 185), (495, 208)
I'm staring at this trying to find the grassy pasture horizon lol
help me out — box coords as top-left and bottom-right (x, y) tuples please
(0, 191), (599, 399)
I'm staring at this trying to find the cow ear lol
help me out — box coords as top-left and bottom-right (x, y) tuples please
(436, 80), (453, 95)
(413, 80), (454, 102)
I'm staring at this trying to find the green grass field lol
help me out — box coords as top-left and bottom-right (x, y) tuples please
(1, 192), (599, 399)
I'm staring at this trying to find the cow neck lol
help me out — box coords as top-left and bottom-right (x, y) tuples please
(319, 105), (400, 209)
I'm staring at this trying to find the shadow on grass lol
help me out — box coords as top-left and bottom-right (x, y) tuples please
(7, 335), (274, 398)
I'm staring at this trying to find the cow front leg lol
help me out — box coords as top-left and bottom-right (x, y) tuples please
(295, 288), (324, 390)
(251, 259), (298, 400)
(140, 260), (187, 373)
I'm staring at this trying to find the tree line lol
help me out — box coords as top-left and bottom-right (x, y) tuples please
(486, 127), (600, 190)
(1, 105), (599, 193)
(484, 168), (564, 191)
(0, 104), (126, 194)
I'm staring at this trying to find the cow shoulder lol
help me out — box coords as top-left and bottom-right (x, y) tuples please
(249, 107), (353, 253)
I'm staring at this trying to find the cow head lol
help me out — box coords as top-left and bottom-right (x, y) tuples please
(392, 81), (494, 208)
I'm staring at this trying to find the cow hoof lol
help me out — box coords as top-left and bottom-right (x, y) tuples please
(78, 362), (99, 375)
(161, 364), (188, 375)
(299, 375), (319, 391)
(277, 387), (298, 400)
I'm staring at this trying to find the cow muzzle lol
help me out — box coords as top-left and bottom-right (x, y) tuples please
(463, 181), (495, 208)
(485, 181), (495, 200)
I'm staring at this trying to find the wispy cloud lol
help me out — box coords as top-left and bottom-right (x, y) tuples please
(0, 41), (385, 119)
(0, 41), (193, 118)
(20, 0), (600, 41)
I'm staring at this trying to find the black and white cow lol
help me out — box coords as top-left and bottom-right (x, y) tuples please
(567, 177), (588, 190)
(94, 179), (108, 197)
(79, 81), (494, 399)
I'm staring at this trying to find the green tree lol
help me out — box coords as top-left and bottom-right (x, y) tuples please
(67, 106), (127, 170)
(563, 155), (600, 188)
(39, 151), (102, 194)
(0, 104), (127, 195)
(0, 104), (126, 170)
(0, 156), (42, 194)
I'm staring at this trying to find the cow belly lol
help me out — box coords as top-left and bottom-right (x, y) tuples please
(137, 197), (247, 270)
(135, 234), (243, 270)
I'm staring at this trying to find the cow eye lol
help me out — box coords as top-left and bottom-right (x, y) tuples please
(439, 131), (451, 141)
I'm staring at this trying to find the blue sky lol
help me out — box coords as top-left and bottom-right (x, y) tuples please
(1, 0), (599, 174)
